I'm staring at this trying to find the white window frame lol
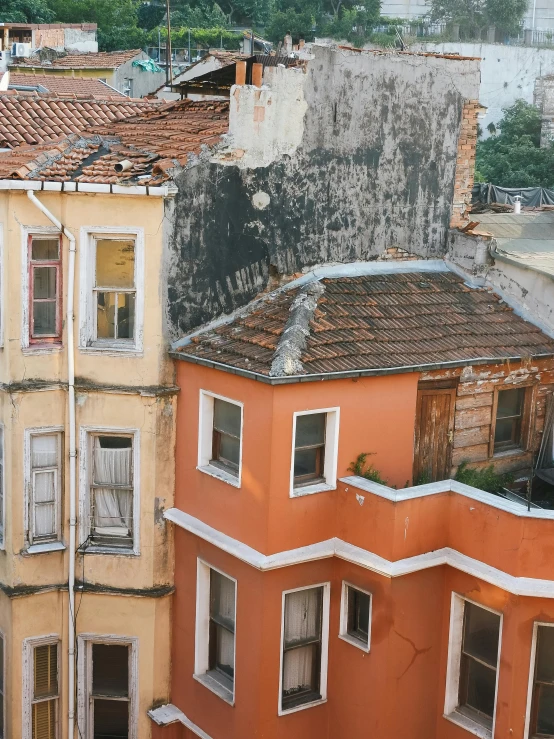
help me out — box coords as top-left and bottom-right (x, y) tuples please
(22, 634), (60, 739)
(278, 582), (330, 716)
(24, 427), (63, 551)
(78, 226), (144, 355)
(20, 225), (61, 352)
(524, 621), (554, 738)
(0, 425), (5, 551)
(78, 426), (140, 555)
(194, 558), (237, 706)
(289, 408), (340, 498)
(76, 633), (138, 739)
(197, 391), (243, 489)
(444, 593), (503, 739)
(338, 581), (372, 653)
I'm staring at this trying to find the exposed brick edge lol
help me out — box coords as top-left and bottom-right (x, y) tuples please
(450, 99), (479, 229)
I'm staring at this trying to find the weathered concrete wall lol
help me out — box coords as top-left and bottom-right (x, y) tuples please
(534, 74), (554, 146)
(165, 46), (480, 338)
(63, 27), (98, 53)
(416, 42), (554, 137)
(113, 52), (166, 97)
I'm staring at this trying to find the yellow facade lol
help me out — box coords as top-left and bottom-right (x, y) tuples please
(0, 189), (175, 738)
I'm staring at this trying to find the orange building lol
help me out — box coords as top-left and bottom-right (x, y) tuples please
(150, 265), (554, 739)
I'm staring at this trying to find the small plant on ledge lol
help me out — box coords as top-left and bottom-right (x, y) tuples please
(348, 453), (388, 486)
(454, 461), (514, 494)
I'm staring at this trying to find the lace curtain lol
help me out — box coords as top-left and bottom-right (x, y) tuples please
(92, 440), (133, 536)
(283, 588), (321, 694)
(31, 435), (58, 538)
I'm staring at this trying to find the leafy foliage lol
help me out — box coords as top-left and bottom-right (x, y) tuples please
(454, 462), (514, 493)
(1, 0), (54, 23)
(348, 453), (388, 486)
(476, 100), (554, 188)
(428, 0), (527, 35)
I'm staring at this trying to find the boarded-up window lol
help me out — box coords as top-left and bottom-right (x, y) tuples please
(32, 643), (58, 739)
(29, 236), (62, 343)
(91, 644), (129, 739)
(94, 240), (135, 342)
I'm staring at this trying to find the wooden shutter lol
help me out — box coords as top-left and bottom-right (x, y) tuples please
(32, 643), (58, 739)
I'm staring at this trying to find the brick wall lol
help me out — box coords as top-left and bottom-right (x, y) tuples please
(450, 100), (479, 228)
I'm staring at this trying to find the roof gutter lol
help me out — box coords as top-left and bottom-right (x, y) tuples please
(0, 180), (178, 197)
(169, 350), (554, 385)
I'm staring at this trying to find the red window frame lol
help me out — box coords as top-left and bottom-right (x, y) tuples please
(28, 235), (62, 344)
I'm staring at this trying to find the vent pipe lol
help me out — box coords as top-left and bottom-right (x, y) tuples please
(514, 195), (522, 215)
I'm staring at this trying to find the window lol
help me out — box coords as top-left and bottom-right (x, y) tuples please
(0, 427), (4, 548)
(78, 636), (137, 739)
(123, 78), (133, 97)
(198, 392), (243, 487)
(290, 409), (339, 496)
(280, 584), (330, 714)
(339, 582), (371, 651)
(444, 596), (502, 737)
(0, 633), (5, 739)
(529, 624), (554, 738)
(28, 432), (62, 546)
(28, 236), (62, 343)
(31, 642), (59, 739)
(94, 239), (135, 344)
(88, 434), (134, 549)
(492, 387), (530, 454)
(195, 561), (236, 703)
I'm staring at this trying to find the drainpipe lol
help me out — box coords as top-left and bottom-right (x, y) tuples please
(26, 190), (77, 739)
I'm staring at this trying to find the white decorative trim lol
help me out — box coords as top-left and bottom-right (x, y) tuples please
(77, 633), (139, 739)
(78, 426), (141, 555)
(443, 594), (503, 739)
(338, 581), (372, 653)
(148, 704), (213, 738)
(278, 582), (330, 716)
(290, 407), (340, 498)
(22, 634), (60, 739)
(198, 391), (243, 488)
(194, 559), (236, 705)
(20, 225), (60, 350)
(24, 426), (64, 549)
(78, 226), (144, 354)
(165, 508), (554, 598)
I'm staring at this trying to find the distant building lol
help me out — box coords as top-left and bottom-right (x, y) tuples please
(0, 22), (98, 56)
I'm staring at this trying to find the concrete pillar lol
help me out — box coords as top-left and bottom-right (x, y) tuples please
(235, 61), (246, 86)
(524, 28), (533, 45)
(452, 23), (460, 41)
(251, 62), (263, 87)
(487, 25), (496, 43)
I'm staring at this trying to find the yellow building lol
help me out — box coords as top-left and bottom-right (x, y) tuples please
(0, 99), (229, 739)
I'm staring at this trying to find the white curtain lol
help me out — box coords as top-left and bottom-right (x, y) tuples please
(283, 588), (321, 694)
(93, 440), (133, 535)
(31, 435), (58, 538)
(212, 573), (235, 672)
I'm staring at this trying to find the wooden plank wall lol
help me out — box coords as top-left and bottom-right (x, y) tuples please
(421, 358), (554, 479)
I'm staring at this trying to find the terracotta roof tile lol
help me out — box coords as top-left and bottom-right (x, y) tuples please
(176, 271), (554, 378)
(9, 74), (124, 98)
(11, 49), (143, 69)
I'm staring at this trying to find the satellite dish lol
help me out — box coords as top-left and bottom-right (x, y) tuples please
(0, 72), (9, 91)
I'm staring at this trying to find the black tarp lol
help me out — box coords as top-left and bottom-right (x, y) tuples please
(472, 183), (554, 207)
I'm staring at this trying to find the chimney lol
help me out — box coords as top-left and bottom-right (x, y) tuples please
(251, 62), (263, 88)
(235, 61), (246, 86)
(513, 195), (522, 214)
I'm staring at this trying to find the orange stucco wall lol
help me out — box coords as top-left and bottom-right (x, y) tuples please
(174, 362), (419, 555)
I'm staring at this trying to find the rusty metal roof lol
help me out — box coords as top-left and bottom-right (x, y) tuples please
(173, 270), (554, 382)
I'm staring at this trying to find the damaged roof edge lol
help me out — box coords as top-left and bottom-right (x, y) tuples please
(171, 259), (449, 351)
(169, 350), (554, 385)
(0, 179), (177, 197)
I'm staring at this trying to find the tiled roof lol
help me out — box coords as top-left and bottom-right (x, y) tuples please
(175, 271), (554, 378)
(0, 99), (229, 184)
(11, 49), (142, 69)
(0, 92), (161, 149)
(8, 73), (124, 98)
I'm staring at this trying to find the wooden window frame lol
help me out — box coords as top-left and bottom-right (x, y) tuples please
(28, 235), (62, 345)
(526, 622), (554, 739)
(22, 635), (60, 739)
(197, 391), (243, 488)
(293, 413), (326, 488)
(489, 384), (535, 458)
(0, 426), (4, 550)
(211, 400), (241, 477)
(92, 237), (136, 345)
(339, 581), (372, 652)
(278, 582), (330, 716)
(26, 429), (63, 547)
(289, 409), (340, 498)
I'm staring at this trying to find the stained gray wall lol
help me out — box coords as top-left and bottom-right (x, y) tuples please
(164, 46), (480, 339)
(113, 52), (166, 97)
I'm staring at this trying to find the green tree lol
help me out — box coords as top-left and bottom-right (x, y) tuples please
(476, 100), (554, 188)
(266, 7), (316, 43)
(429, 0), (527, 36)
(1, 0), (54, 23)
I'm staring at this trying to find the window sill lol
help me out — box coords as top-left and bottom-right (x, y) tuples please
(81, 545), (138, 556)
(291, 482), (336, 498)
(24, 541), (66, 555)
(279, 697), (327, 716)
(193, 672), (234, 705)
(338, 632), (370, 653)
(79, 344), (142, 358)
(197, 464), (241, 489)
(23, 344), (63, 355)
(492, 448), (527, 459)
(443, 711), (492, 739)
